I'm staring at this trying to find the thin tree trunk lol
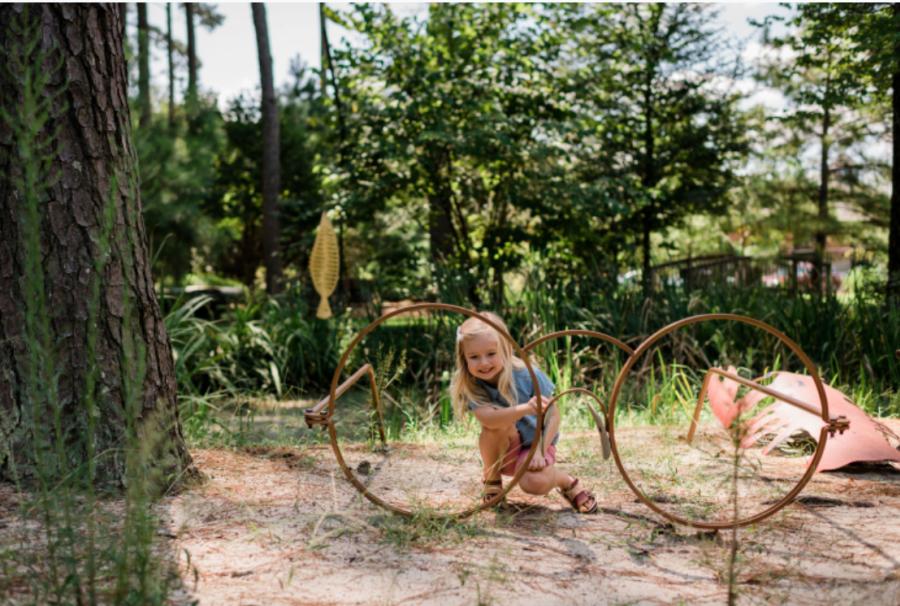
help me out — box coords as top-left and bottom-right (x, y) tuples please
(319, 3), (328, 95)
(641, 212), (652, 294)
(184, 2), (197, 109)
(427, 154), (456, 265)
(0, 3), (193, 488)
(252, 3), (283, 294)
(816, 102), (831, 296)
(136, 2), (151, 128)
(320, 2), (349, 302)
(641, 76), (656, 298)
(491, 192), (510, 310)
(888, 3), (900, 304)
(167, 3), (175, 129)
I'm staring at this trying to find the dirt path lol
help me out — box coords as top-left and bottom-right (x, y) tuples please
(159, 423), (900, 606)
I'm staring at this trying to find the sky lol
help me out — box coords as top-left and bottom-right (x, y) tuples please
(138, 2), (789, 109)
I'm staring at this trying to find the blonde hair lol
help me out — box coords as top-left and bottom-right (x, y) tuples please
(450, 311), (526, 420)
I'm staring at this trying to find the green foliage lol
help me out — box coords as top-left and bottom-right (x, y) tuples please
(332, 4), (583, 305)
(325, 3), (750, 304)
(168, 277), (898, 443)
(130, 3), (891, 307)
(165, 285), (344, 402)
(199, 67), (328, 286)
(135, 59), (328, 289)
(137, 98), (224, 285)
(561, 3), (749, 261)
(747, 4), (891, 261)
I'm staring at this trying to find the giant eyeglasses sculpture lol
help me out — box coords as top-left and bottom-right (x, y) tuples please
(303, 303), (857, 530)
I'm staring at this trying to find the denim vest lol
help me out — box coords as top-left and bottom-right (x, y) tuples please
(467, 365), (557, 448)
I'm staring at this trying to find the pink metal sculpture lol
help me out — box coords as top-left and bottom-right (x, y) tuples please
(704, 368), (900, 472)
(704, 365), (754, 428)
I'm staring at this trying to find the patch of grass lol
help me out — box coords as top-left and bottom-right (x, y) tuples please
(370, 508), (485, 550)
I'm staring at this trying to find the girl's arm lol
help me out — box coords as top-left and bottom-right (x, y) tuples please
(541, 403), (561, 448)
(472, 402), (536, 429)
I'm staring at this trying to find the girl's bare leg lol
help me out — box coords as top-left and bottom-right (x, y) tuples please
(518, 464), (574, 496)
(479, 425), (518, 482)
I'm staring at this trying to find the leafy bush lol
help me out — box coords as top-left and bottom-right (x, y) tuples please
(165, 284), (345, 400)
(167, 275), (899, 422)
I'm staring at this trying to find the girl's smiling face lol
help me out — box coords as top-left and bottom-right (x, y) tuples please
(463, 332), (502, 385)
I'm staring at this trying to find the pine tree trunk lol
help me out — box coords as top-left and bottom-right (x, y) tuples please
(184, 2), (197, 107)
(136, 2), (151, 128)
(0, 4), (193, 489)
(641, 71), (656, 299)
(319, 3), (328, 95)
(167, 3), (175, 130)
(888, 3), (900, 304)
(252, 3), (283, 294)
(815, 103), (832, 296)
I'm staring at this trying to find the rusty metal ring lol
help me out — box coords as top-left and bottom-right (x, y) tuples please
(523, 328), (635, 434)
(524, 329), (634, 359)
(326, 303), (545, 518)
(607, 313), (830, 529)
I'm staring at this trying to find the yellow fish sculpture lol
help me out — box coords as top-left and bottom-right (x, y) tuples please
(309, 211), (339, 319)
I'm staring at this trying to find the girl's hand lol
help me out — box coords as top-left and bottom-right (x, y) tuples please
(527, 451), (547, 471)
(525, 395), (551, 416)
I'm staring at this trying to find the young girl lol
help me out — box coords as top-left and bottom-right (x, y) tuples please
(450, 312), (598, 513)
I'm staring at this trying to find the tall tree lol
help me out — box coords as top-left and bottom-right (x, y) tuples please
(252, 2), (283, 294)
(891, 4), (900, 303)
(802, 3), (898, 302)
(184, 2), (197, 107)
(567, 4), (747, 295)
(136, 2), (151, 127)
(759, 5), (877, 294)
(842, 2), (900, 302)
(0, 4), (193, 487)
(166, 2), (175, 129)
(334, 4), (566, 305)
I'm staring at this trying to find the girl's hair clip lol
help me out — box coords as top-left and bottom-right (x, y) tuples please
(456, 326), (464, 342)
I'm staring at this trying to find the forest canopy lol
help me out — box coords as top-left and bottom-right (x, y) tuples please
(131, 3), (897, 306)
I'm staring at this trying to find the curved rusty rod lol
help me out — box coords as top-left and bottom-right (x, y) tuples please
(607, 313), (830, 530)
(304, 363), (386, 447)
(523, 329), (634, 458)
(325, 303), (546, 519)
(686, 367), (848, 445)
(548, 387), (612, 460)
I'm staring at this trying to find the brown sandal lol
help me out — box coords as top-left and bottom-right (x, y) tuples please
(482, 479), (504, 507)
(560, 478), (598, 514)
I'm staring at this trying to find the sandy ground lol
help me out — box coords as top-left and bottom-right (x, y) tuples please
(155, 422), (900, 606)
(1, 418), (898, 605)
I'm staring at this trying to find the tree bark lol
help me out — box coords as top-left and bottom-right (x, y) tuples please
(184, 2), (197, 106)
(815, 100), (832, 296)
(888, 3), (900, 304)
(0, 4), (193, 489)
(252, 3), (283, 294)
(319, 3), (328, 95)
(166, 2), (175, 130)
(136, 2), (151, 128)
(641, 73), (656, 298)
(426, 146), (456, 267)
